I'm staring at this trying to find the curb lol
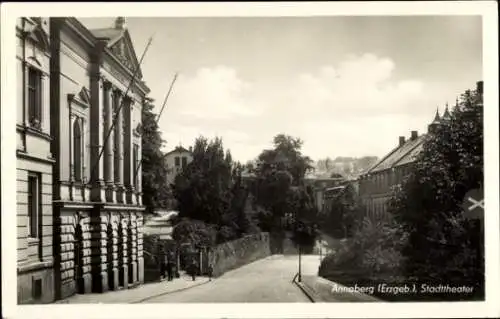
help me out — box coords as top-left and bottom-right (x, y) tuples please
(293, 275), (382, 303)
(292, 273), (315, 303)
(132, 279), (211, 303)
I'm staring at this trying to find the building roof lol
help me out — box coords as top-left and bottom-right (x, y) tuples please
(89, 28), (124, 45)
(366, 134), (427, 174)
(164, 146), (192, 157)
(87, 17), (143, 80)
(441, 103), (452, 121)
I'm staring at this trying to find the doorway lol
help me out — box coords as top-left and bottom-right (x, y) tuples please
(117, 219), (124, 288)
(74, 219), (84, 294)
(107, 222), (115, 290)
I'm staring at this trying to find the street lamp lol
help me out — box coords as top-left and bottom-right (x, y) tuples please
(296, 216), (303, 283)
(298, 239), (302, 282)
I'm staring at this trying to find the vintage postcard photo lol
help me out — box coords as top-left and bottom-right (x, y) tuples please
(1, 1), (498, 319)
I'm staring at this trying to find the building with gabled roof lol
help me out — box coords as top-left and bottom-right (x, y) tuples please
(359, 106), (450, 220)
(164, 145), (193, 186)
(359, 81), (482, 220)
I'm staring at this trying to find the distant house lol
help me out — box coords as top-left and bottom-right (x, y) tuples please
(164, 146), (193, 186)
(304, 177), (346, 213)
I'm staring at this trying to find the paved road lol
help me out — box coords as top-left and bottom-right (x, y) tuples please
(143, 254), (320, 303)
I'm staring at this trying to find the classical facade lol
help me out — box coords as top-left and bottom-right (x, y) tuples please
(16, 17), (151, 303)
(164, 146), (193, 186)
(16, 17), (55, 304)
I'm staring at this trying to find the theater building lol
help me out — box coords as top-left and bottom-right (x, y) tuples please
(17, 17), (151, 303)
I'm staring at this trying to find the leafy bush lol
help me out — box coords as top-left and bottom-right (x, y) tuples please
(319, 215), (408, 279)
(172, 217), (217, 249)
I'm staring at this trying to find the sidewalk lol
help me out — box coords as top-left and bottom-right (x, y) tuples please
(56, 275), (210, 304)
(294, 275), (381, 302)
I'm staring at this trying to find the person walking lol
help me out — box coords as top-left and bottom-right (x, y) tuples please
(189, 259), (198, 281)
(166, 254), (173, 281)
(162, 252), (168, 280)
(207, 263), (213, 281)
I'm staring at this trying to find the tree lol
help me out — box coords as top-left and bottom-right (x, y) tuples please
(251, 134), (318, 246)
(321, 184), (358, 238)
(141, 99), (171, 214)
(172, 217), (217, 249)
(172, 136), (256, 244)
(388, 83), (483, 290)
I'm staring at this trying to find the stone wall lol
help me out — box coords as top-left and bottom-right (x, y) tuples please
(209, 233), (272, 278)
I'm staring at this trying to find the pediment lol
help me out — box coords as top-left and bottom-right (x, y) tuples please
(69, 87), (90, 108)
(25, 19), (50, 51)
(109, 30), (142, 79)
(78, 87), (91, 105)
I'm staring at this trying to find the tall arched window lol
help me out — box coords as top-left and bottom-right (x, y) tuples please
(73, 119), (82, 182)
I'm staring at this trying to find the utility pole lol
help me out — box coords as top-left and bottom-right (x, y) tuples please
(133, 73), (178, 182)
(296, 211), (302, 283)
(298, 241), (302, 282)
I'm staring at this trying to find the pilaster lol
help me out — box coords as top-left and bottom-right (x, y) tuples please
(103, 81), (116, 203)
(136, 214), (144, 284)
(89, 67), (106, 202)
(89, 206), (108, 293)
(114, 90), (125, 204)
(123, 96), (136, 204)
(119, 214), (129, 288)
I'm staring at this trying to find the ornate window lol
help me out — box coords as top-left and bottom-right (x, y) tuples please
(73, 119), (83, 182)
(28, 67), (42, 129)
(28, 172), (41, 239)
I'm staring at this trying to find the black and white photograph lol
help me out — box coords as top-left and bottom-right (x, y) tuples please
(1, 2), (498, 319)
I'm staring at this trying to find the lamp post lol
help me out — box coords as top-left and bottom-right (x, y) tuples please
(319, 234), (322, 262)
(296, 212), (302, 283)
(298, 240), (302, 282)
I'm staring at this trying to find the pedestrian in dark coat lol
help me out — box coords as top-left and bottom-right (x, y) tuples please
(162, 253), (169, 280)
(189, 260), (198, 281)
(208, 263), (213, 281)
(166, 258), (173, 281)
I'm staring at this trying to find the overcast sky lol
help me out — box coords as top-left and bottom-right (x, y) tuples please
(80, 16), (482, 163)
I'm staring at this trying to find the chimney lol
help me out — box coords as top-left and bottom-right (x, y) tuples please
(411, 130), (418, 140)
(188, 146), (193, 153)
(399, 136), (405, 147)
(115, 17), (126, 30)
(476, 81), (483, 95)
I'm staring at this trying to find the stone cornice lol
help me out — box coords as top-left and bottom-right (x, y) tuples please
(16, 150), (56, 165)
(17, 259), (54, 274)
(102, 204), (146, 212)
(52, 200), (94, 210)
(17, 124), (53, 142)
(65, 18), (97, 48)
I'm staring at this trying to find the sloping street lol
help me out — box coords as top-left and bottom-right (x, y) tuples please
(142, 255), (321, 303)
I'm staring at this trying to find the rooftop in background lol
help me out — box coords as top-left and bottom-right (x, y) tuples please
(164, 145), (192, 156)
(367, 134), (427, 174)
